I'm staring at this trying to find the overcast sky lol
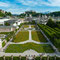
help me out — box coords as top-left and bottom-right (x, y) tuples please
(0, 0), (60, 14)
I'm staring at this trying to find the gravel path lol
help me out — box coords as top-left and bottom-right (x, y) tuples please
(0, 25), (60, 57)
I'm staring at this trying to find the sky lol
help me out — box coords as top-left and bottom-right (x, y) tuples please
(0, 0), (60, 14)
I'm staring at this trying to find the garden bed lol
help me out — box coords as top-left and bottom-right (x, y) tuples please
(32, 31), (47, 42)
(13, 31), (29, 42)
(5, 43), (54, 53)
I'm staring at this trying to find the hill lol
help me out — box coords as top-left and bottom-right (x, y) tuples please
(0, 9), (12, 17)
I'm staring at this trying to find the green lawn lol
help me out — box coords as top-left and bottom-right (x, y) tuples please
(13, 31), (29, 42)
(31, 25), (35, 28)
(32, 31), (47, 42)
(2, 41), (6, 47)
(5, 43), (54, 53)
(23, 25), (29, 28)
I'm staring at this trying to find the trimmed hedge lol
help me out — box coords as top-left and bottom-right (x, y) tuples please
(2, 41), (6, 47)
(38, 24), (60, 51)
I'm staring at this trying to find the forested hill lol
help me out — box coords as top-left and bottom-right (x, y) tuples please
(48, 11), (60, 17)
(0, 10), (12, 17)
(19, 11), (43, 18)
(19, 11), (60, 18)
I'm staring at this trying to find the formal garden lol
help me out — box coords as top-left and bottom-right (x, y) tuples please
(32, 31), (47, 42)
(5, 43), (54, 53)
(23, 25), (29, 28)
(1, 23), (59, 59)
(31, 25), (36, 28)
(4, 24), (56, 54)
(13, 31), (29, 42)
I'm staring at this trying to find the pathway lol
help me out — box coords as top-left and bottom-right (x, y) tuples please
(39, 27), (59, 53)
(0, 25), (60, 57)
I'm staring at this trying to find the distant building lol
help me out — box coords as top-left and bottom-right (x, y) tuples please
(0, 26), (16, 32)
(0, 9), (5, 13)
(34, 15), (49, 25)
(39, 15), (49, 24)
(0, 18), (10, 25)
(24, 14), (32, 22)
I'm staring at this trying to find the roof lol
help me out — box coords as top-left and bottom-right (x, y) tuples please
(0, 26), (16, 28)
(0, 18), (10, 22)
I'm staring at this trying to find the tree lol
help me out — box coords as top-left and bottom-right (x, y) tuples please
(5, 12), (12, 16)
(0, 11), (5, 17)
(46, 18), (57, 28)
(5, 22), (10, 26)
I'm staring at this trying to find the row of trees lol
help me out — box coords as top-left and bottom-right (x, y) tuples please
(47, 11), (60, 17)
(46, 18), (60, 28)
(38, 24), (60, 51)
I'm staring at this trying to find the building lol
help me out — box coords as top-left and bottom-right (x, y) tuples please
(39, 15), (49, 24)
(0, 9), (5, 13)
(0, 26), (16, 32)
(33, 15), (49, 25)
(24, 14), (32, 22)
(0, 18), (10, 25)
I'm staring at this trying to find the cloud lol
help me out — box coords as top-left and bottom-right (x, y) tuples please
(17, 0), (42, 6)
(0, 2), (10, 7)
(46, 0), (60, 6)
(6, 7), (31, 14)
(17, 0), (60, 7)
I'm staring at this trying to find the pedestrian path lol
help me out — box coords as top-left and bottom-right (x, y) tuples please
(0, 25), (60, 57)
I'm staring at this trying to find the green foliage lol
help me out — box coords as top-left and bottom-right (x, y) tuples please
(19, 11), (43, 18)
(5, 12), (12, 16)
(13, 31), (29, 42)
(5, 22), (10, 26)
(35, 57), (60, 60)
(5, 31), (14, 42)
(0, 57), (26, 60)
(48, 11), (60, 17)
(0, 11), (12, 17)
(0, 11), (5, 17)
(46, 18), (57, 28)
(38, 24), (60, 51)
(2, 41), (6, 47)
(18, 23), (24, 28)
(32, 31), (47, 42)
(0, 56), (60, 60)
(5, 43), (54, 53)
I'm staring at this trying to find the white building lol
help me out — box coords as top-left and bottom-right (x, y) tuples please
(0, 18), (10, 25)
(13, 20), (24, 29)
